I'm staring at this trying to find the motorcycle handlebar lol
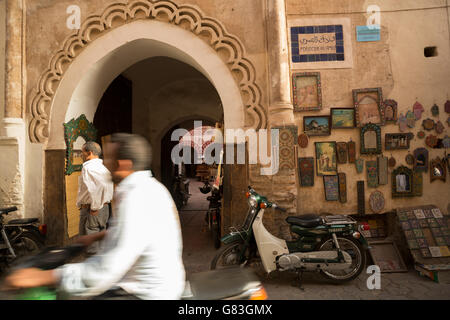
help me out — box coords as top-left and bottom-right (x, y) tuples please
(0, 206), (18, 215)
(271, 203), (287, 213)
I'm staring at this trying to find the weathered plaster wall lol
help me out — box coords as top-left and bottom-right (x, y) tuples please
(287, 0), (450, 215)
(0, 0), (5, 123)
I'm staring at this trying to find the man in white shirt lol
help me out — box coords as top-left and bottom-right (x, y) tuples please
(77, 141), (114, 254)
(5, 133), (186, 300)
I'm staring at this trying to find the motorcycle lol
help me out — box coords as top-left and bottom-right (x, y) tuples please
(206, 188), (222, 249)
(0, 243), (267, 300)
(211, 186), (370, 287)
(172, 174), (191, 209)
(0, 206), (46, 271)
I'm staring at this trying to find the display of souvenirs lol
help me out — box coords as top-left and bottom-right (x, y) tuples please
(413, 148), (428, 172)
(298, 133), (309, 148)
(383, 99), (398, 123)
(430, 157), (446, 182)
(298, 157), (314, 187)
(397, 205), (450, 259)
(425, 134), (438, 148)
(366, 161), (378, 188)
(378, 156), (388, 185)
(413, 101), (425, 120)
(431, 104), (439, 117)
(388, 156), (396, 167)
(443, 136), (450, 148)
(369, 191), (385, 213)
(405, 154), (414, 165)
(435, 120), (444, 134)
(398, 113), (407, 132)
(347, 140), (356, 163)
(338, 173), (347, 203)
(336, 142), (348, 164)
(422, 118), (435, 131)
(356, 158), (364, 173)
(406, 111), (415, 128)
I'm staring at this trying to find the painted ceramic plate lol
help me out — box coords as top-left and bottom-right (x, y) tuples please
(417, 131), (425, 139)
(369, 191), (385, 213)
(388, 157), (396, 167)
(298, 133), (309, 148)
(422, 118), (435, 131)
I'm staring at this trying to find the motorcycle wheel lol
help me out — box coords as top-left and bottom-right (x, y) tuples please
(8, 231), (44, 263)
(318, 236), (366, 283)
(210, 241), (247, 270)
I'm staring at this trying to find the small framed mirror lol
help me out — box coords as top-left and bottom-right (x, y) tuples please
(361, 123), (381, 154)
(392, 166), (414, 197)
(430, 157), (446, 183)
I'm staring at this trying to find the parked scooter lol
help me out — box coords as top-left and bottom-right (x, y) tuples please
(0, 206), (46, 271)
(0, 243), (267, 300)
(211, 187), (370, 287)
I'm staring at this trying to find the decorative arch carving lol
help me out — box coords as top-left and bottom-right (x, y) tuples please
(29, 0), (266, 143)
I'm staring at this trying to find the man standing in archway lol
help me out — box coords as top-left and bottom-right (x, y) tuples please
(77, 141), (114, 254)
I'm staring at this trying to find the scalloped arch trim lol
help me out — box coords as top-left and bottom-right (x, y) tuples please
(28, 0), (267, 143)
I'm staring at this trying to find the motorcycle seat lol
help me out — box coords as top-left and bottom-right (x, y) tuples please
(286, 214), (323, 228)
(7, 218), (39, 225)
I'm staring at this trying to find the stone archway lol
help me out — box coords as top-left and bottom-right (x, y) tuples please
(28, 0), (267, 147)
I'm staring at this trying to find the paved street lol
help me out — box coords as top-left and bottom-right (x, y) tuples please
(180, 180), (450, 300)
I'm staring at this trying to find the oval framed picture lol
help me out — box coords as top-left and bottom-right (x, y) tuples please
(388, 156), (396, 167)
(369, 191), (385, 214)
(298, 133), (309, 148)
(406, 154), (414, 165)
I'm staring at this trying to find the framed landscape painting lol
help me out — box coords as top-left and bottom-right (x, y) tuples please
(304, 116), (331, 136)
(315, 141), (337, 176)
(331, 108), (355, 129)
(293, 72), (322, 112)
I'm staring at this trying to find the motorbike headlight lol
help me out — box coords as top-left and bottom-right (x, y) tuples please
(248, 195), (258, 208)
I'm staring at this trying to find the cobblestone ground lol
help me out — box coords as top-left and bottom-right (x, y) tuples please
(181, 180), (450, 300)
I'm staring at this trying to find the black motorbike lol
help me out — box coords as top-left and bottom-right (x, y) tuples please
(0, 243), (267, 300)
(0, 206), (46, 272)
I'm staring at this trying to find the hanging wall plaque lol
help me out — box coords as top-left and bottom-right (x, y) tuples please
(443, 135), (450, 149)
(413, 101), (425, 120)
(412, 171), (423, 196)
(422, 118), (435, 131)
(348, 140), (356, 163)
(338, 172), (347, 203)
(417, 131), (425, 139)
(446, 100), (450, 113)
(383, 99), (398, 123)
(298, 157), (315, 187)
(388, 156), (396, 167)
(413, 148), (428, 172)
(356, 158), (364, 173)
(369, 191), (385, 213)
(378, 155), (388, 185)
(406, 111), (415, 128)
(430, 157), (446, 183)
(336, 142), (348, 164)
(398, 113), (407, 132)
(366, 160), (378, 188)
(392, 166), (414, 197)
(298, 133), (309, 148)
(425, 134), (438, 148)
(385, 133), (414, 150)
(431, 104), (439, 117)
(435, 121), (444, 134)
(405, 153), (414, 165)
(447, 116), (450, 127)
(361, 123), (382, 154)
(323, 175), (339, 201)
(357, 181), (365, 215)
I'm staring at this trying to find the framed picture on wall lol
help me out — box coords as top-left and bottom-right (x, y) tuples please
(303, 116), (331, 136)
(315, 141), (337, 176)
(353, 87), (385, 127)
(292, 72), (322, 112)
(331, 108), (355, 129)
